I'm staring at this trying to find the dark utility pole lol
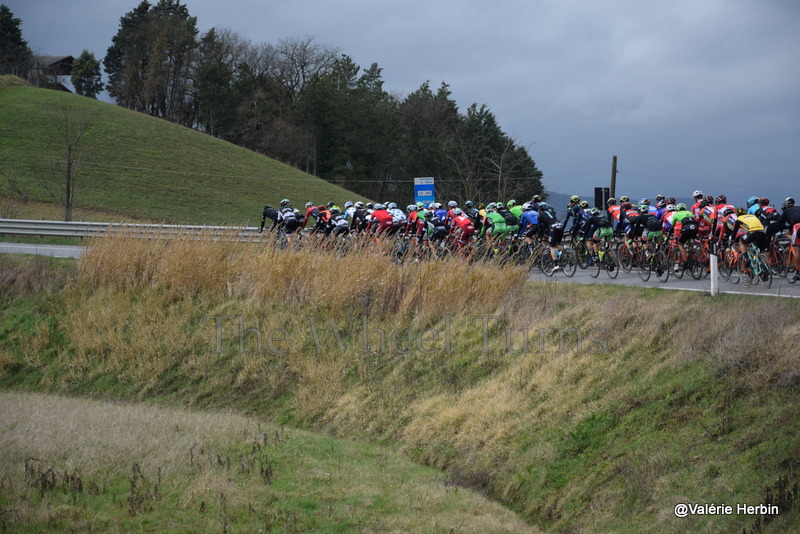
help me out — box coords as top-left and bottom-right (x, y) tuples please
(610, 155), (617, 200)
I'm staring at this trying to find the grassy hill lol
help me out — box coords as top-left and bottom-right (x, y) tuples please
(0, 76), (369, 225)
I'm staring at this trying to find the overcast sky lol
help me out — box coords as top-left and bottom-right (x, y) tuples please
(8, 0), (800, 205)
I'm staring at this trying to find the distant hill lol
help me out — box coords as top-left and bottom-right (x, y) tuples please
(0, 76), (369, 224)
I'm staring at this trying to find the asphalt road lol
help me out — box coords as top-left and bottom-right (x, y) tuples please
(0, 242), (85, 258)
(527, 261), (800, 299)
(2, 242), (798, 298)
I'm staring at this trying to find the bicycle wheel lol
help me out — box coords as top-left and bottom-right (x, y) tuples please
(718, 250), (732, 282)
(738, 254), (753, 287)
(576, 244), (589, 269)
(619, 246), (634, 274)
(605, 249), (619, 279)
(562, 249), (578, 277)
(668, 247), (684, 279)
(540, 252), (555, 276)
(588, 253), (601, 278)
(690, 253), (704, 280)
(638, 249), (652, 282)
(758, 253), (773, 289)
(655, 250), (670, 283)
(769, 247), (787, 278)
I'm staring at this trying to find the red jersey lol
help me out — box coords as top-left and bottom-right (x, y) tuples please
(370, 208), (394, 232)
(451, 214), (475, 234)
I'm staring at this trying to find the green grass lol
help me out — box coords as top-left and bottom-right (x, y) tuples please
(0, 391), (534, 533)
(0, 77), (370, 224)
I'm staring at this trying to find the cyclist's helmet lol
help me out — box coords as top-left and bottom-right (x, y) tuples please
(374, 204), (385, 210)
(693, 190), (703, 199)
(280, 199), (290, 207)
(538, 202), (550, 211)
(305, 201), (314, 208)
(746, 196), (758, 207)
(486, 203), (496, 211)
(330, 208), (342, 215)
(656, 194), (665, 201)
(784, 197), (795, 207)
(453, 208), (463, 216)
(569, 195), (580, 204)
(327, 201), (335, 208)
(737, 207), (747, 216)
(507, 199), (517, 208)
(344, 201), (353, 209)
(715, 195), (727, 204)
(668, 197), (677, 205)
(656, 200), (667, 209)
(531, 194), (542, 202)
(464, 200), (474, 208)
(639, 198), (650, 205)
(522, 202), (532, 211)
(607, 197), (616, 205)
(355, 201), (364, 208)
(579, 200), (589, 208)
(699, 198), (710, 208)
(447, 200), (457, 208)
(590, 207), (600, 216)
(388, 202), (397, 210)
(407, 204), (416, 211)
(758, 197), (769, 206)
(619, 195), (630, 202)
(366, 202), (374, 209)
(620, 202), (632, 210)
(638, 204), (649, 213)
(676, 203), (687, 211)
(665, 204), (676, 212)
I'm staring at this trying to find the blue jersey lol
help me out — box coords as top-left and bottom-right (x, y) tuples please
(518, 211), (539, 234)
(434, 208), (448, 221)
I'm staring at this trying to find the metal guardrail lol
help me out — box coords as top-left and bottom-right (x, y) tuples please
(0, 218), (270, 242)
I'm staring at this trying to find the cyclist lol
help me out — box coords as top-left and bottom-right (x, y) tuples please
(690, 190), (705, 220)
(755, 198), (780, 227)
(463, 201), (482, 235)
(730, 212), (767, 255)
(698, 196), (717, 239)
(350, 201), (370, 233)
(328, 207), (350, 237)
(628, 204), (663, 245)
(581, 207), (614, 260)
(301, 201), (317, 229)
(606, 197), (619, 223)
(766, 197), (800, 281)
(746, 196), (760, 215)
(497, 201), (520, 237)
(538, 202), (564, 270)
(259, 204), (279, 233)
(445, 201), (459, 227)
(518, 202), (540, 248)
(563, 195), (583, 235)
(276, 199), (302, 244)
(481, 203), (509, 246)
(450, 208), (476, 249)
(668, 203), (698, 268)
(369, 204), (395, 235)
(387, 202), (407, 232)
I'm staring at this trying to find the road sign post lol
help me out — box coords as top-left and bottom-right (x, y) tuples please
(414, 177), (435, 206)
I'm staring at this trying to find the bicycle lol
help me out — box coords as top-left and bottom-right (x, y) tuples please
(636, 239), (669, 283)
(540, 247), (578, 277)
(737, 245), (772, 289)
(717, 242), (741, 284)
(588, 240), (619, 279)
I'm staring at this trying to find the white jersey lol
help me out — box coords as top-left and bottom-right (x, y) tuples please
(389, 208), (407, 223)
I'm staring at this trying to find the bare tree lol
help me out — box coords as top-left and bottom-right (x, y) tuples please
(37, 98), (96, 221)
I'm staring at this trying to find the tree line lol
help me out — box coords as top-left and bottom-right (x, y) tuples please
(1, 0), (544, 203)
